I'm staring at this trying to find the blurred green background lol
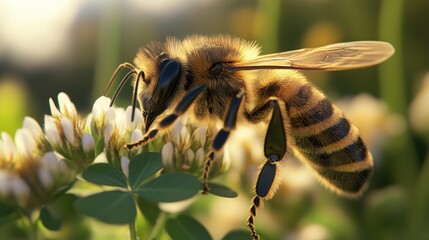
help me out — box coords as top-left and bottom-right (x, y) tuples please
(1, 0), (428, 239)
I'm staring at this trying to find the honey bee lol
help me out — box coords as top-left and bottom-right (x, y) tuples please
(104, 35), (394, 240)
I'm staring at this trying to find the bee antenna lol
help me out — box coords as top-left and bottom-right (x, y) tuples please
(109, 70), (136, 107)
(104, 62), (137, 106)
(131, 71), (143, 121)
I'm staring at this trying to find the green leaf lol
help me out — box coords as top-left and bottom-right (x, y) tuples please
(222, 229), (253, 240)
(208, 183), (238, 198)
(129, 152), (163, 189)
(82, 163), (128, 188)
(0, 201), (18, 226)
(75, 190), (136, 224)
(40, 206), (62, 231)
(137, 173), (200, 202)
(166, 215), (212, 240)
(136, 197), (161, 226)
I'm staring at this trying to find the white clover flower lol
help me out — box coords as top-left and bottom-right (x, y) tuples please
(130, 129), (143, 143)
(125, 106), (144, 129)
(82, 134), (95, 153)
(38, 167), (53, 190)
(1, 132), (17, 160)
(193, 126), (207, 146)
(171, 121), (183, 144)
(14, 129), (36, 157)
(180, 126), (191, 147)
(44, 115), (62, 146)
(121, 156), (130, 177)
(0, 170), (12, 197)
(186, 149), (195, 162)
(57, 92), (77, 118)
(49, 92), (78, 120)
(92, 96), (111, 122)
(10, 175), (30, 208)
(104, 108), (116, 125)
(93, 152), (108, 164)
(49, 98), (61, 117)
(162, 142), (174, 166)
(195, 148), (205, 165)
(60, 118), (76, 144)
(104, 123), (115, 145)
(23, 117), (43, 140)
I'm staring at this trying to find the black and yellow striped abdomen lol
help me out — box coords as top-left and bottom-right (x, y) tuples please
(284, 83), (373, 197)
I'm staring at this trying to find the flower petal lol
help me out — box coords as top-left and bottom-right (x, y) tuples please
(161, 142), (174, 166)
(23, 117), (43, 140)
(82, 134), (95, 153)
(121, 156), (130, 177)
(60, 118), (75, 144)
(15, 129), (35, 157)
(44, 115), (61, 145)
(58, 92), (77, 117)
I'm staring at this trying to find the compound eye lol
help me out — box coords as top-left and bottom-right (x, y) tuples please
(152, 59), (181, 105)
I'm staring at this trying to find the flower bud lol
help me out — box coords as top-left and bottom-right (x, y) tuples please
(44, 115), (61, 145)
(38, 167), (53, 190)
(23, 117), (43, 140)
(192, 126), (207, 146)
(121, 156), (130, 177)
(1, 132), (17, 158)
(58, 92), (77, 117)
(61, 118), (75, 144)
(161, 142), (174, 166)
(49, 98), (61, 117)
(195, 148), (205, 165)
(11, 176), (30, 208)
(15, 129), (36, 157)
(186, 149), (195, 162)
(104, 123), (115, 145)
(130, 129), (143, 143)
(82, 134), (95, 153)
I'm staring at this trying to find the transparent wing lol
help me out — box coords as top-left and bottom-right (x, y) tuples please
(232, 41), (394, 71)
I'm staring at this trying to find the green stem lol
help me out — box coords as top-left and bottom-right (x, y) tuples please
(22, 213), (38, 240)
(129, 218), (137, 240)
(378, 0), (418, 189)
(407, 151), (429, 239)
(148, 211), (168, 240)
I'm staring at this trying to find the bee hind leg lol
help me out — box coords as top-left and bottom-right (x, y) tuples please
(202, 91), (244, 193)
(248, 99), (287, 240)
(125, 85), (208, 150)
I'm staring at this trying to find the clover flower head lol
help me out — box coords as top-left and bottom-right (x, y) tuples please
(160, 119), (228, 178)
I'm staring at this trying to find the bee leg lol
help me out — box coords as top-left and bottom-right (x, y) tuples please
(202, 91), (245, 193)
(125, 85), (208, 149)
(248, 99), (287, 240)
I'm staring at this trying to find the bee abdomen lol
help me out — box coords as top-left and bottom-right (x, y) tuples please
(285, 83), (373, 195)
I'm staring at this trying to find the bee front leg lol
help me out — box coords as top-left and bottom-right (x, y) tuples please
(202, 91), (244, 194)
(125, 85), (208, 149)
(247, 99), (287, 240)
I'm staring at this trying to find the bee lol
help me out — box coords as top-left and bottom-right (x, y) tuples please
(104, 35), (394, 240)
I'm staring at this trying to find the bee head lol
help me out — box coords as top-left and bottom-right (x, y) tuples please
(139, 54), (181, 131)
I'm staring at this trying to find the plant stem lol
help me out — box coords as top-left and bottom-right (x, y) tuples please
(378, 0), (418, 189)
(407, 151), (429, 239)
(22, 214), (38, 240)
(148, 211), (168, 240)
(129, 218), (138, 240)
